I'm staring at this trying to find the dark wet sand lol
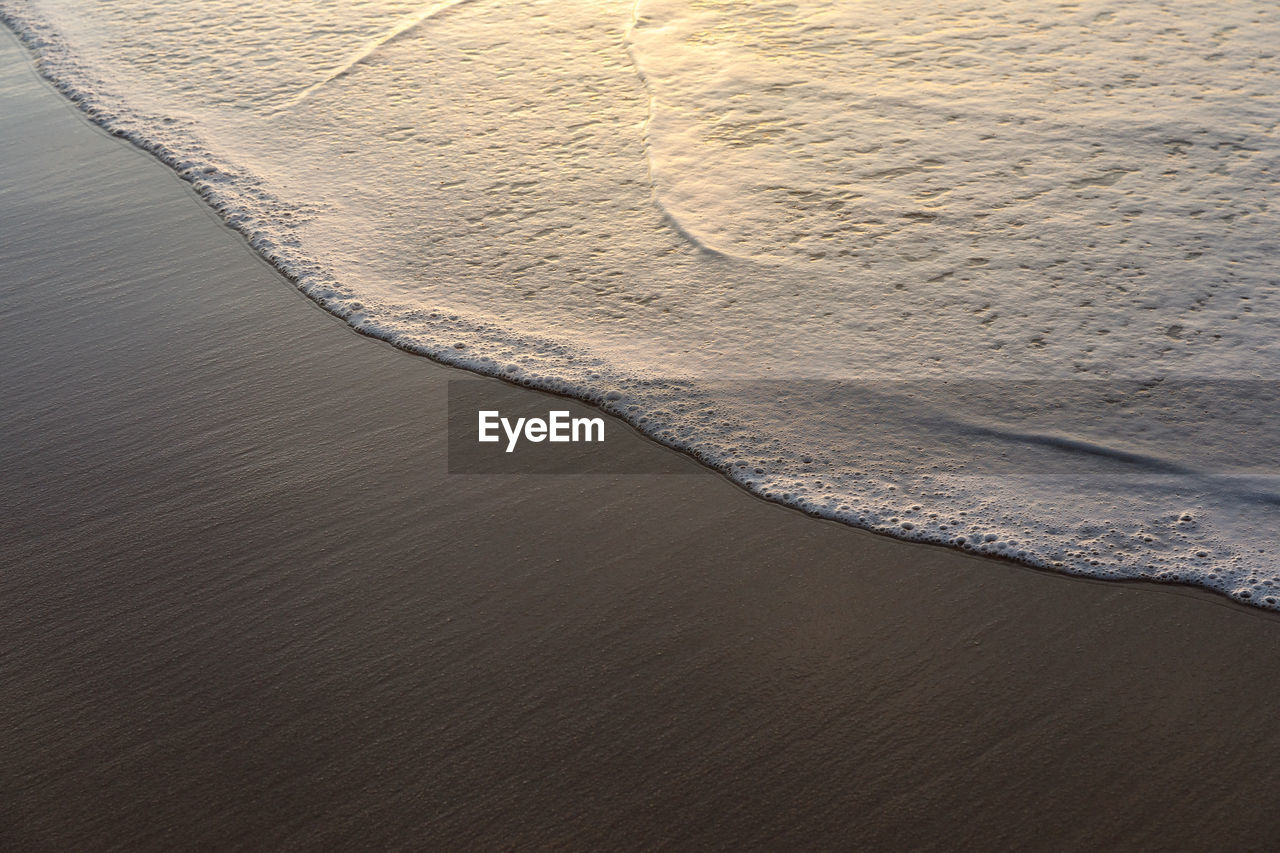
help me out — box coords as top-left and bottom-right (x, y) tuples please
(3, 28), (1279, 852)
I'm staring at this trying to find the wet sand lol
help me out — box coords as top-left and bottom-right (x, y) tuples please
(3, 27), (1280, 851)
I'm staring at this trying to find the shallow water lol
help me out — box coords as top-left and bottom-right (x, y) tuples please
(4, 0), (1279, 604)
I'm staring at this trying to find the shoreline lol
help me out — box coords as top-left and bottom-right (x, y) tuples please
(5, 23), (1280, 852)
(5, 10), (1270, 605)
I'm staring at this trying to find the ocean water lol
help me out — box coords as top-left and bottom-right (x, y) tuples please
(3, 0), (1279, 604)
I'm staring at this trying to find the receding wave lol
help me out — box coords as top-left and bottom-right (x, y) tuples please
(3, 0), (1280, 609)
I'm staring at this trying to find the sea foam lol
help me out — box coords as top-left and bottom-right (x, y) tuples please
(3, 0), (1279, 606)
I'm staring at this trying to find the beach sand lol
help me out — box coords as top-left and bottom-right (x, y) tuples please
(3, 27), (1279, 851)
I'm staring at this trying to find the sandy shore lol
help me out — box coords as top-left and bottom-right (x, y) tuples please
(3, 27), (1280, 851)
